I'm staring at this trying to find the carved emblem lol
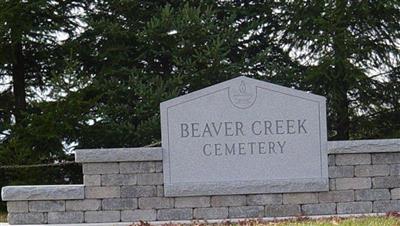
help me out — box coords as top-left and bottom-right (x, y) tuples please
(229, 80), (257, 109)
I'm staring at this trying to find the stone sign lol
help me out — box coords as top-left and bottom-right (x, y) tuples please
(160, 76), (328, 196)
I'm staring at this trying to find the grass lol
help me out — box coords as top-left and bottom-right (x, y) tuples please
(190, 216), (400, 226)
(267, 216), (400, 225)
(0, 214), (399, 225)
(0, 212), (6, 222)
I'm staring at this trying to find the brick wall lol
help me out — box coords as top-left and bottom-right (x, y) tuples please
(3, 139), (400, 224)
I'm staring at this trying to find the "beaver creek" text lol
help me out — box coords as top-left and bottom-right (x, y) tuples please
(179, 119), (308, 157)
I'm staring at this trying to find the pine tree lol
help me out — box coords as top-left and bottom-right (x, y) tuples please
(0, 0), (86, 164)
(65, 1), (297, 148)
(66, 1), (232, 148)
(274, 0), (400, 139)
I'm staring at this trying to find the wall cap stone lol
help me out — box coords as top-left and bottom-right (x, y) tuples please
(75, 139), (399, 163)
(75, 147), (162, 163)
(1, 185), (84, 201)
(328, 139), (400, 154)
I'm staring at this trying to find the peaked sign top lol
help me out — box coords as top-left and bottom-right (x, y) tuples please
(162, 76), (325, 108)
(160, 76), (328, 196)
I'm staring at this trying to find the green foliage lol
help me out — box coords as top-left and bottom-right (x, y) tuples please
(0, 1), (399, 186)
(64, 2), (246, 148)
(0, 0), (88, 164)
(273, 0), (400, 139)
(62, 1), (307, 149)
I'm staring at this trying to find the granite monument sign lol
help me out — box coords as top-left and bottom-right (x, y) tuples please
(160, 76), (328, 196)
(3, 75), (400, 225)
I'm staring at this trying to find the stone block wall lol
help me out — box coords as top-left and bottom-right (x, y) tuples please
(2, 139), (400, 224)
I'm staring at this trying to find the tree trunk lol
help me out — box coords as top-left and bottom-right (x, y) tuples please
(12, 41), (27, 123)
(334, 84), (350, 140)
(332, 0), (350, 140)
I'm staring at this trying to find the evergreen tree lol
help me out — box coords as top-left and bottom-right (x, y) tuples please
(0, 0), (86, 164)
(1, 0), (399, 166)
(67, 1), (233, 148)
(274, 0), (400, 139)
(65, 1), (298, 148)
